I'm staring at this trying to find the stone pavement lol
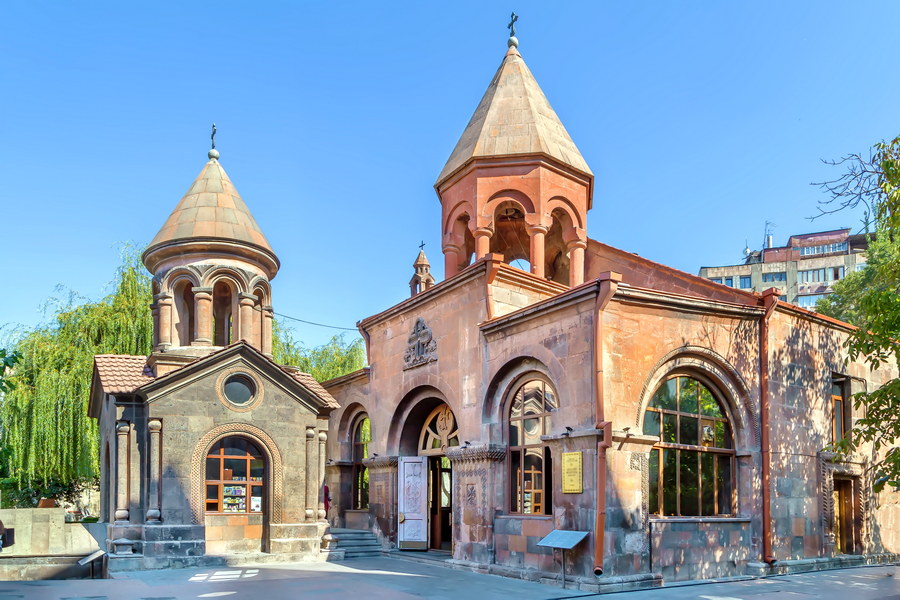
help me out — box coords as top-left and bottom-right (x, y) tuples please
(0, 557), (896, 600)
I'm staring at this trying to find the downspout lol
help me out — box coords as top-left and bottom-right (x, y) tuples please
(759, 289), (778, 565)
(593, 272), (621, 576)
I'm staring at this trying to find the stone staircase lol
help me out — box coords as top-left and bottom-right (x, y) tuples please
(329, 528), (382, 559)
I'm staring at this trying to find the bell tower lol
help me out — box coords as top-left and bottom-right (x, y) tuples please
(435, 29), (592, 287)
(143, 145), (280, 371)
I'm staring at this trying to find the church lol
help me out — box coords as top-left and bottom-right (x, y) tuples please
(88, 26), (899, 589)
(320, 30), (900, 590)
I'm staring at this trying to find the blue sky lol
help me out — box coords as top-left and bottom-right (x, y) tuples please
(1, 2), (898, 348)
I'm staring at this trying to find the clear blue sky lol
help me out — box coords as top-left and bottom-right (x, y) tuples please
(2, 2), (898, 348)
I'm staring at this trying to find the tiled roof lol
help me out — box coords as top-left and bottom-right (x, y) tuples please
(437, 46), (592, 185)
(94, 355), (155, 394)
(283, 368), (340, 409)
(146, 156), (274, 255)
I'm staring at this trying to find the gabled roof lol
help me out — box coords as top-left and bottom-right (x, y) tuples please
(90, 341), (338, 414)
(144, 154), (276, 260)
(94, 354), (155, 394)
(436, 46), (592, 186)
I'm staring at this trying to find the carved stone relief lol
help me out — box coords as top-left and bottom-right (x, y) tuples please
(403, 317), (437, 370)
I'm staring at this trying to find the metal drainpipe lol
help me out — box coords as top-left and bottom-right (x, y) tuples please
(593, 272), (621, 576)
(760, 289), (778, 564)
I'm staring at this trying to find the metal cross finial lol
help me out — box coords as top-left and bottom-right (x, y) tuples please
(508, 12), (518, 38)
(211, 123), (217, 150)
(419, 240), (426, 251)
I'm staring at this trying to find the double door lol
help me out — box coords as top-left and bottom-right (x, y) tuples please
(398, 456), (452, 551)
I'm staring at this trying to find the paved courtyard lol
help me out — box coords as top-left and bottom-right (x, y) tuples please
(0, 557), (896, 600)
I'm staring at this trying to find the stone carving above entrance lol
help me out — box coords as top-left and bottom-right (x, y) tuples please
(403, 317), (437, 370)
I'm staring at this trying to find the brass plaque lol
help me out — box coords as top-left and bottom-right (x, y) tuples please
(562, 451), (583, 494)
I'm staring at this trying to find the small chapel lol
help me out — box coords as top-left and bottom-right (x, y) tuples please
(89, 145), (338, 569)
(319, 27), (900, 591)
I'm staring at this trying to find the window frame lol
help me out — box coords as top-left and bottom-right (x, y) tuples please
(831, 377), (850, 446)
(644, 375), (737, 517)
(204, 436), (265, 514)
(507, 376), (557, 516)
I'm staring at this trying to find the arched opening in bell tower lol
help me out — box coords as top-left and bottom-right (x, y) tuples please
(213, 280), (236, 346)
(490, 201), (531, 272)
(173, 279), (196, 346)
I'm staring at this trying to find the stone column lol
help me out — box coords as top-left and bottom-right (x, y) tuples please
(150, 302), (160, 349)
(115, 421), (131, 522)
(318, 431), (327, 521)
(192, 287), (213, 345)
(146, 419), (162, 522)
(527, 224), (549, 278)
(443, 245), (461, 279)
(305, 427), (317, 522)
(156, 294), (173, 351)
(567, 239), (587, 287)
(474, 228), (493, 260)
(445, 444), (506, 563)
(363, 456), (399, 542)
(262, 306), (274, 356)
(238, 294), (256, 344)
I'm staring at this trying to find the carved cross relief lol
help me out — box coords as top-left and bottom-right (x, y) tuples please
(403, 317), (437, 370)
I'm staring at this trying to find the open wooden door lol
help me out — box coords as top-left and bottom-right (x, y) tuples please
(398, 456), (428, 550)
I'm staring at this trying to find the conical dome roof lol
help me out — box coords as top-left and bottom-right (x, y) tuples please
(143, 152), (279, 277)
(436, 46), (592, 186)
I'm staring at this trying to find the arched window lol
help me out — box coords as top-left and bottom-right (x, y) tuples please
(352, 416), (371, 509)
(172, 279), (196, 346)
(643, 375), (735, 516)
(213, 280), (235, 346)
(205, 437), (265, 514)
(508, 378), (557, 514)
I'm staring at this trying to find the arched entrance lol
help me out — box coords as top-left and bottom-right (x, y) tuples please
(398, 402), (459, 551)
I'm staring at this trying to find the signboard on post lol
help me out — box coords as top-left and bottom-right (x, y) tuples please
(561, 451), (583, 493)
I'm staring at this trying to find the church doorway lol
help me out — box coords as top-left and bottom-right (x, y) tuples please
(398, 403), (459, 551)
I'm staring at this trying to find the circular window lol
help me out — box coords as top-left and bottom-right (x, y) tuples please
(223, 374), (256, 406)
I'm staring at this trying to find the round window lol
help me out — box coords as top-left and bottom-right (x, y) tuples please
(223, 374), (256, 406)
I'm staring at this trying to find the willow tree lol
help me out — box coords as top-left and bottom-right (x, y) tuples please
(0, 250), (153, 495)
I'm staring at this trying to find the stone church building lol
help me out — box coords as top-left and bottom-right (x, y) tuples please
(90, 147), (339, 569)
(321, 36), (900, 590)
(88, 30), (899, 588)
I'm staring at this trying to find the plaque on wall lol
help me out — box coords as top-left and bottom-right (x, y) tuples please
(561, 451), (583, 494)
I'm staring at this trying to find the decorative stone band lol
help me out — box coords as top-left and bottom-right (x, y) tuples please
(362, 455), (399, 469)
(445, 444), (506, 463)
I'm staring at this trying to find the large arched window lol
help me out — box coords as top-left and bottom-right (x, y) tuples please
(205, 437), (265, 514)
(508, 378), (557, 514)
(643, 375), (735, 516)
(351, 416), (371, 509)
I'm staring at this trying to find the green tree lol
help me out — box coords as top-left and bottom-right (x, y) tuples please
(0, 349), (20, 395)
(816, 135), (900, 491)
(271, 322), (366, 382)
(0, 249), (153, 502)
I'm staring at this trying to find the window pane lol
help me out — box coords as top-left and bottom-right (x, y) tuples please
(250, 459), (264, 481)
(663, 449), (677, 516)
(680, 415), (699, 446)
(680, 451), (699, 516)
(680, 378), (698, 414)
(224, 458), (247, 480)
(523, 449), (544, 514)
(662, 413), (677, 443)
(699, 385), (722, 417)
(522, 382), (543, 416)
(652, 379), (677, 410)
(509, 419), (521, 447)
(523, 418), (542, 445)
(206, 458), (219, 480)
(649, 449), (659, 515)
(643, 411), (660, 437)
(701, 453), (715, 516)
(543, 386), (557, 412)
(223, 485), (247, 512)
(206, 484), (218, 501)
(510, 393), (523, 418)
(701, 419), (716, 447)
(510, 451), (521, 513)
(714, 421), (726, 448)
(222, 437), (248, 455)
(717, 455), (733, 514)
(250, 488), (262, 512)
